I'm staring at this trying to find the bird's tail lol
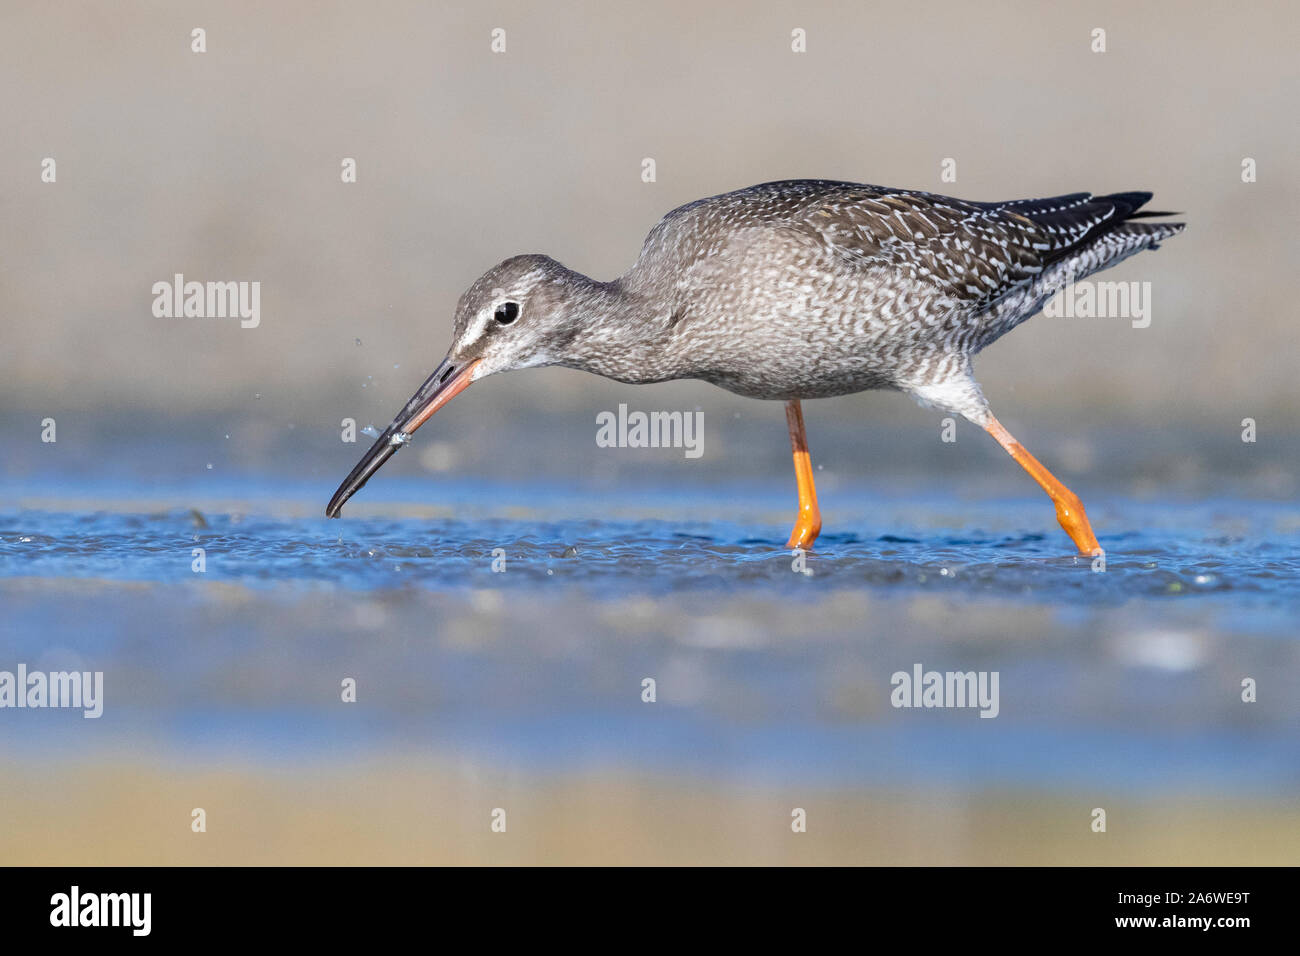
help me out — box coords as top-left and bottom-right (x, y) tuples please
(1018, 191), (1185, 283)
(971, 190), (1185, 349)
(1095, 191), (1185, 248)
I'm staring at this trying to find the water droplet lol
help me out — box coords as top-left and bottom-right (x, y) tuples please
(355, 338), (362, 346)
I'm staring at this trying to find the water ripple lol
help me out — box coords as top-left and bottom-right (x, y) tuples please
(1, 506), (1297, 612)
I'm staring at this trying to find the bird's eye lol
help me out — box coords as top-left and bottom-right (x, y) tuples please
(494, 301), (520, 325)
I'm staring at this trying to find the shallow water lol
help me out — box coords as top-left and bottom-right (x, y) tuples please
(3, 476), (1298, 604)
(2, 477), (1297, 801)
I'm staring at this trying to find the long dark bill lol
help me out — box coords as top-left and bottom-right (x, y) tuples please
(325, 357), (480, 518)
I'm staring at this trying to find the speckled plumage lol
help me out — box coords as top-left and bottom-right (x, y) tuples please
(450, 180), (1184, 424)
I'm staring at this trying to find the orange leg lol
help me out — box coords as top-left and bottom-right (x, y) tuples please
(984, 416), (1101, 556)
(784, 400), (822, 550)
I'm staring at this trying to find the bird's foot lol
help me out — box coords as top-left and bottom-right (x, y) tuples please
(786, 516), (822, 551)
(1054, 495), (1101, 557)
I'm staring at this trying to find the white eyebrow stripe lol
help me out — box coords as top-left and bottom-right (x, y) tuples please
(455, 308), (492, 353)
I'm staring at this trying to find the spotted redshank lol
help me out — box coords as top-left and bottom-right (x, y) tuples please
(326, 180), (1183, 554)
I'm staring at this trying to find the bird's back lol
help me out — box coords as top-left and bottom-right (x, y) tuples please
(622, 180), (1183, 400)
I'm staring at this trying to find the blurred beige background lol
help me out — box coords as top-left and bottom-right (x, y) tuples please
(7, 757), (1297, 865)
(2, 0), (1297, 430)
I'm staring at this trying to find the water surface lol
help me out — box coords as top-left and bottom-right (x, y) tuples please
(2, 478), (1296, 799)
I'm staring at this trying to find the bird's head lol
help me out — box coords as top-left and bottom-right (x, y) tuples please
(445, 254), (585, 378)
(325, 254), (586, 518)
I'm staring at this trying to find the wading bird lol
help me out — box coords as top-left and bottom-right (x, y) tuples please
(326, 180), (1183, 554)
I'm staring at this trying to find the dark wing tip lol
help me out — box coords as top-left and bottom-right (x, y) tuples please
(1099, 190), (1154, 215)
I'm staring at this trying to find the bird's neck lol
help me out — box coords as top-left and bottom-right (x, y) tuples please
(556, 275), (683, 385)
